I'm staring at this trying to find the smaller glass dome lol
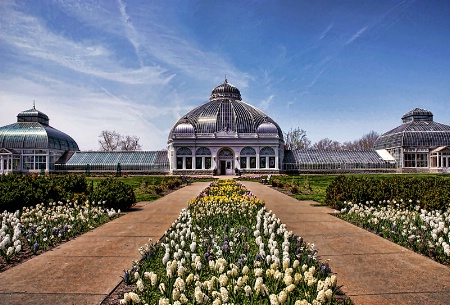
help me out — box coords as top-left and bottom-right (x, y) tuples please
(210, 78), (242, 101)
(17, 106), (50, 125)
(257, 121), (279, 134)
(401, 108), (433, 123)
(0, 106), (79, 151)
(374, 108), (450, 149)
(173, 121), (195, 134)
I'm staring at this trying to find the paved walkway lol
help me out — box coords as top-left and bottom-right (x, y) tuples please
(242, 181), (450, 305)
(0, 182), (210, 305)
(1, 180), (449, 305)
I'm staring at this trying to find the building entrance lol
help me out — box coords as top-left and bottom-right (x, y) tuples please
(217, 148), (234, 175)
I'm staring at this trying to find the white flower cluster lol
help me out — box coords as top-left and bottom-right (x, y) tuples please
(122, 180), (339, 305)
(340, 200), (450, 261)
(1, 200), (118, 261)
(0, 210), (22, 260)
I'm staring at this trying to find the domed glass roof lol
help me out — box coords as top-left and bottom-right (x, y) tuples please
(172, 121), (195, 134)
(169, 79), (283, 139)
(256, 121), (279, 134)
(0, 107), (79, 151)
(210, 78), (242, 101)
(374, 108), (450, 149)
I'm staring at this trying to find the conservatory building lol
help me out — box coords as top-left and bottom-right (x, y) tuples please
(167, 79), (284, 175)
(0, 106), (79, 174)
(374, 108), (450, 172)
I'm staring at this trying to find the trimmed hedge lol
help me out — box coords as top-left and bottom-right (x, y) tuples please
(325, 175), (450, 210)
(89, 177), (136, 211)
(0, 174), (88, 212)
(1, 174), (136, 212)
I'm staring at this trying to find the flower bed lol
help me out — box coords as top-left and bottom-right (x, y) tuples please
(120, 180), (343, 305)
(0, 201), (119, 268)
(338, 200), (450, 264)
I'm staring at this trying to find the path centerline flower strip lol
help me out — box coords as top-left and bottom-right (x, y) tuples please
(121, 180), (342, 305)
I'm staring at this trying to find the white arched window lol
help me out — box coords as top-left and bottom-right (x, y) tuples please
(195, 147), (212, 170)
(260, 146), (276, 169)
(176, 147), (192, 169)
(240, 147), (256, 169)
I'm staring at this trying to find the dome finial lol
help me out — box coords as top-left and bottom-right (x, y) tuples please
(33, 100), (36, 110)
(224, 75), (228, 84)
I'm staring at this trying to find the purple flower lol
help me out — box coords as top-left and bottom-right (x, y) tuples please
(33, 243), (39, 252)
(321, 262), (331, 274)
(222, 241), (230, 254)
(123, 270), (130, 283)
(237, 258), (244, 267)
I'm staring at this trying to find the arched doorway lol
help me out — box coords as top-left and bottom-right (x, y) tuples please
(217, 148), (234, 175)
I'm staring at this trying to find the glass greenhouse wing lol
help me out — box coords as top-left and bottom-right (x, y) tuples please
(61, 151), (169, 172)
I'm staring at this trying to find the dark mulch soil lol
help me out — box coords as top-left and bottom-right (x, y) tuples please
(0, 237), (69, 273)
(101, 281), (136, 305)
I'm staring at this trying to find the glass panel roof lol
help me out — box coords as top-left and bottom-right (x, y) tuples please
(375, 122), (450, 149)
(168, 80), (284, 139)
(284, 149), (393, 165)
(0, 122), (79, 151)
(65, 151), (168, 166)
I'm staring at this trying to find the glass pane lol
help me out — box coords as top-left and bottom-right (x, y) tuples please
(260, 156), (266, 168)
(196, 157), (202, 169)
(250, 157), (256, 168)
(240, 157), (247, 169)
(205, 157), (211, 169)
(269, 157), (275, 168)
(177, 157), (183, 169)
(186, 157), (192, 169)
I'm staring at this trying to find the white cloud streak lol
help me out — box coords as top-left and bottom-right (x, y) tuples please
(345, 26), (368, 45)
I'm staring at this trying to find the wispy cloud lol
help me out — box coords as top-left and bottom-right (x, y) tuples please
(58, 1), (250, 87)
(345, 26), (368, 45)
(319, 23), (333, 40)
(0, 4), (171, 86)
(0, 75), (177, 150)
(116, 0), (143, 67)
(258, 95), (275, 112)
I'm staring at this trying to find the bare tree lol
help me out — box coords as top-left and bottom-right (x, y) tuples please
(341, 130), (379, 151)
(98, 130), (121, 151)
(120, 135), (142, 151)
(284, 127), (311, 150)
(359, 130), (379, 150)
(311, 138), (342, 150)
(98, 130), (142, 151)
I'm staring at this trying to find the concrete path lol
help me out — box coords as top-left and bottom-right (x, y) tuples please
(1, 179), (450, 305)
(0, 182), (210, 305)
(241, 181), (450, 305)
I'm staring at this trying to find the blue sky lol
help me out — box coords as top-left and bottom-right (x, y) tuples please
(1, 0), (450, 150)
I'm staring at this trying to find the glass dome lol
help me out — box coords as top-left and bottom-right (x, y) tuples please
(169, 79), (284, 139)
(172, 120), (195, 134)
(374, 108), (450, 149)
(256, 121), (279, 134)
(0, 106), (79, 151)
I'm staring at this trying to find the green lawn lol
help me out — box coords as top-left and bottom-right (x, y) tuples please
(87, 175), (216, 203)
(87, 176), (172, 202)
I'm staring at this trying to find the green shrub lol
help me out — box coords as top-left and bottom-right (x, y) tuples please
(289, 183), (300, 194)
(89, 177), (136, 211)
(326, 175), (450, 210)
(0, 174), (89, 212)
